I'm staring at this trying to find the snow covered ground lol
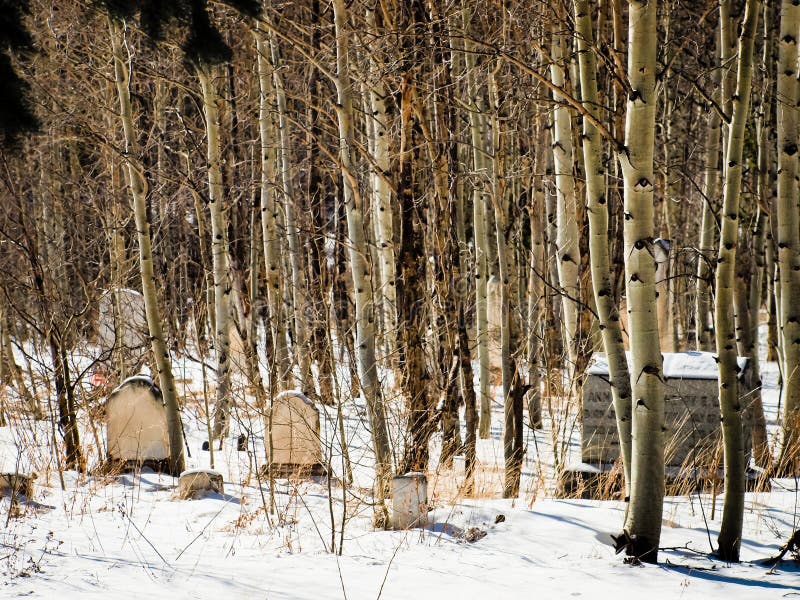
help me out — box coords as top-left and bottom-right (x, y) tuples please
(1, 347), (799, 599)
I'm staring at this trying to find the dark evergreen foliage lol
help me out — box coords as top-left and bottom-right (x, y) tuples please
(0, 0), (38, 147)
(98, 0), (260, 68)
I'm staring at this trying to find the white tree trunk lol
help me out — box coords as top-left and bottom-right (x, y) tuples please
(549, 28), (581, 373)
(269, 33), (313, 394)
(464, 8), (493, 439)
(332, 0), (392, 508)
(109, 19), (184, 475)
(714, 0), (760, 562)
(616, 0), (664, 564)
(574, 0), (632, 494)
(255, 29), (291, 390)
(197, 67), (233, 442)
(776, 0), (800, 473)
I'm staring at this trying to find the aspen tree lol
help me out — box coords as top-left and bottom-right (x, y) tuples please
(255, 26), (291, 390)
(776, 0), (800, 474)
(695, 58), (722, 351)
(748, 0), (775, 467)
(549, 25), (581, 374)
(365, 6), (397, 359)
(573, 0), (632, 493)
(526, 139), (546, 430)
(108, 18), (184, 475)
(714, 0), (760, 562)
(268, 33), (313, 393)
(463, 6), (493, 439)
(197, 66), (234, 442)
(615, 0), (664, 564)
(332, 0), (392, 506)
(487, 65), (524, 498)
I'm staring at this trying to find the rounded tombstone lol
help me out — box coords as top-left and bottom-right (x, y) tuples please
(105, 376), (169, 469)
(267, 390), (323, 476)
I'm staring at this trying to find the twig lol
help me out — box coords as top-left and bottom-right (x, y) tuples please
(119, 506), (170, 567)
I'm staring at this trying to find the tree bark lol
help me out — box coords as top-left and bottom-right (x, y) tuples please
(776, 0), (800, 475)
(549, 26), (581, 375)
(618, 0), (664, 564)
(574, 0), (632, 495)
(332, 0), (392, 508)
(109, 18), (184, 475)
(713, 0), (760, 563)
(197, 66), (234, 443)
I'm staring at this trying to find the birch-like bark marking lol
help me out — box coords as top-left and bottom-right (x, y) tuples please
(255, 28), (291, 390)
(549, 28), (581, 373)
(197, 67), (233, 442)
(365, 7), (397, 358)
(617, 0), (664, 564)
(464, 7), (492, 439)
(776, 0), (800, 474)
(269, 33), (313, 393)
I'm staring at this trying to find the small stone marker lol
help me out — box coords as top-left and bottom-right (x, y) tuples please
(392, 472), (428, 530)
(105, 376), (169, 470)
(0, 472), (34, 499)
(267, 390), (324, 476)
(177, 469), (224, 499)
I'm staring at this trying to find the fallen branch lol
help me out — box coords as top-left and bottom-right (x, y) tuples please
(760, 530), (800, 568)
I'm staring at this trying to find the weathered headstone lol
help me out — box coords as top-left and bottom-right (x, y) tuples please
(392, 472), (428, 529)
(486, 276), (503, 374)
(177, 469), (224, 499)
(98, 288), (148, 354)
(105, 376), (169, 470)
(266, 390), (324, 476)
(581, 351), (753, 468)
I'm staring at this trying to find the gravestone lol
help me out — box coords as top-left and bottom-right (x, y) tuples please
(97, 288), (149, 373)
(392, 472), (428, 529)
(266, 390), (324, 476)
(486, 276), (503, 374)
(177, 469), (224, 499)
(105, 376), (169, 471)
(582, 351), (752, 468)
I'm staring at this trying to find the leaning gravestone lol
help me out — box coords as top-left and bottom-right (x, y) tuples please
(105, 376), (169, 471)
(581, 351), (752, 467)
(266, 390), (324, 476)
